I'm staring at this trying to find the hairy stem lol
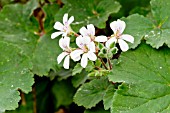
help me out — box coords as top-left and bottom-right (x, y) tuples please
(99, 57), (108, 70)
(108, 58), (112, 70)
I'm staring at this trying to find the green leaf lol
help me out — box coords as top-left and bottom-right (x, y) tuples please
(84, 105), (110, 113)
(31, 33), (61, 76)
(108, 43), (170, 113)
(0, 42), (34, 112)
(85, 61), (95, 72)
(0, 0), (39, 56)
(72, 70), (88, 88)
(122, 0), (170, 49)
(121, 14), (153, 49)
(74, 77), (110, 108)
(72, 63), (83, 76)
(55, 0), (121, 31)
(103, 85), (115, 110)
(52, 79), (76, 108)
(0, 1), (62, 76)
(144, 0), (170, 48)
(32, 4), (62, 76)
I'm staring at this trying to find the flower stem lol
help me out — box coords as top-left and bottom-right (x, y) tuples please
(108, 58), (112, 70)
(99, 57), (108, 70)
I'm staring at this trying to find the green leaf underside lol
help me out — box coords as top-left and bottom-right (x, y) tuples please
(55, 0), (121, 32)
(123, 0), (170, 49)
(74, 77), (110, 109)
(0, 41), (34, 112)
(108, 43), (170, 113)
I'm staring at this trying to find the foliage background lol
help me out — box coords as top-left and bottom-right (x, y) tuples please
(0, 0), (170, 113)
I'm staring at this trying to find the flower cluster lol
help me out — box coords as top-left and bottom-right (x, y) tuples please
(51, 13), (134, 69)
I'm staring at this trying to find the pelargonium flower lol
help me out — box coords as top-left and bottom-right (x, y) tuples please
(106, 19), (134, 52)
(70, 36), (97, 68)
(79, 24), (107, 42)
(51, 13), (74, 39)
(57, 37), (75, 69)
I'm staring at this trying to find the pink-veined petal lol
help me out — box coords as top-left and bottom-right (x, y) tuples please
(57, 52), (68, 64)
(121, 34), (134, 43)
(83, 36), (91, 45)
(118, 39), (129, 52)
(59, 37), (70, 50)
(63, 55), (70, 69)
(87, 51), (97, 61)
(63, 13), (68, 25)
(110, 19), (126, 35)
(64, 37), (70, 48)
(70, 49), (83, 61)
(88, 41), (96, 52)
(54, 22), (64, 31)
(51, 32), (63, 39)
(87, 24), (95, 36)
(59, 38), (65, 50)
(95, 36), (107, 42)
(76, 36), (84, 48)
(79, 27), (88, 36)
(81, 53), (88, 68)
(68, 16), (74, 25)
(105, 37), (117, 48)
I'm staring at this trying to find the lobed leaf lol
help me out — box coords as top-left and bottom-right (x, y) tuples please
(108, 43), (170, 113)
(74, 77), (110, 108)
(54, 0), (121, 31)
(0, 42), (34, 112)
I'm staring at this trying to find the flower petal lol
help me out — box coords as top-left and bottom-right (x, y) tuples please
(76, 36), (84, 48)
(81, 53), (88, 68)
(51, 32), (63, 39)
(118, 39), (129, 52)
(64, 37), (70, 48)
(105, 37), (117, 48)
(95, 36), (107, 42)
(57, 52), (68, 64)
(87, 51), (97, 61)
(87, 24), (95, 36)
(68, 16), (74, 25)
(63, 55), (70, 69)
(63, 13), (68, 25)
(59, 37), (70, 50)
(54, 22), (64, 31)
(110, 19), (126, 35)
(79, 27), (88, 36)
(88, 41), (96, 52)
(59, 38), (65, 50)
(70, 49), (83, 61)
(121, 34), (134, 43)
(83, 36), (91, 45)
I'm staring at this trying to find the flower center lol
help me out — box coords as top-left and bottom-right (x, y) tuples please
(115, 30), (121, 39)
(82, 45), (88, 53)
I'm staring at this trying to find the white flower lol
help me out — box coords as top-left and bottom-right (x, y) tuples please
(57, 37), (73, 69)
(106, 19), (134, 52)
(51, 13), (74, 39)
(70, 36), (97, 68)
(79, 24), (107, 42)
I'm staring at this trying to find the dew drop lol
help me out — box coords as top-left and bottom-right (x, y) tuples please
(159, 67), (162, 69)
(11, 85), (14, 87)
